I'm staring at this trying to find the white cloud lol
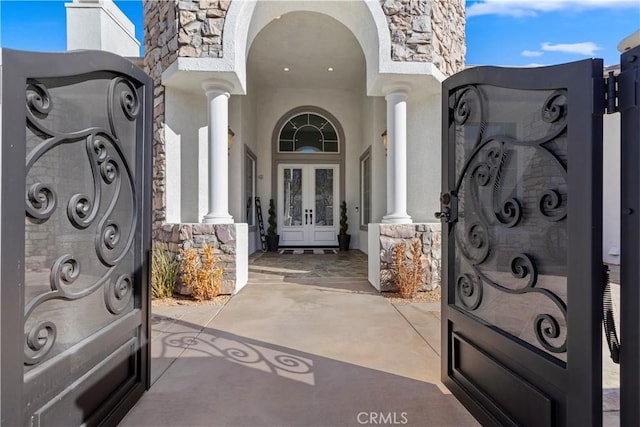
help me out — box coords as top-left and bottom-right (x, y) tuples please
(521, 50), (543, 57)
(541, 41), (602, 55)
(467, 0), (638, 18)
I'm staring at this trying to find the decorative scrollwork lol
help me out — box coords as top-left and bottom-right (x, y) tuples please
(452, 83), (570, 358)
(102, 223), (121, 250)
(496, 198), (522, 228)
(100, 158), (119, 184)
(67, 193), (93, 229)
(23, 74), (141, 366)
(26, 82), (52, 117)
(541, 90), (567, 124)
(539, 189), (566, 221)
(26, 183), (57, 221)
(50, 255), (81, 290)
(24, 321), (57, 365)
(535, 314), (566, 353)
(510, 254), (537, 289)
(108, 77), (140, 137)
(92, 136), (109, 162)
(456, 274), (483, 310)
(465, 222), (490, 265)
(120, 89), (140, 120)
(105, 274), (133, 315)
(472, 164), (491, 186)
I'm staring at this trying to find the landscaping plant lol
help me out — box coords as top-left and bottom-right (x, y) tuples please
(393, 239), (424, 298)
(180, 244), (223, 301)
(151, 244), (179, 299)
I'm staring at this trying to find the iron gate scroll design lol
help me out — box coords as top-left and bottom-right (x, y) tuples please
(1, 49), (152, 426)
(452, 85), (569, 358)
(24, 76), (139, 365)
(441, 60), (603, 426)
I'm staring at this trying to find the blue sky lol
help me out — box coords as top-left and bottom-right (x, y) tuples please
(0, 0), (638, 66)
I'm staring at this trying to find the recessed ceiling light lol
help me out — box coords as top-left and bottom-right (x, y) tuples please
(283, 67), (290, 72)
(327, 67), (334, 72)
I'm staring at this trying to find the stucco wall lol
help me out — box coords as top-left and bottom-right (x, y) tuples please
(407, 92), (441, 221)
(66, 0), (141, 56)
(603, 113), (621, 264)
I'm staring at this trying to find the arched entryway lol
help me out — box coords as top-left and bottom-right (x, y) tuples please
(245, 10), (367, 250)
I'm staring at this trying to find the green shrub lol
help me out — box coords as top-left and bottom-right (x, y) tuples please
(151, 245), (179, 299)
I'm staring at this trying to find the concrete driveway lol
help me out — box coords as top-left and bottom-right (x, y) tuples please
(120, 251), (476, 427)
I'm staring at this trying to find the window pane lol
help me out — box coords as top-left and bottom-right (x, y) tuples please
(283, 168), (303, 226)
(315, 169), (334, 226)
(295, 126), (323, 152)
(361, 152), (371, 226)
(245, 154), (255, 226)
(278, 112), (339, 154)
(280, 139), (294, 152)
(324, 141), (338, 153)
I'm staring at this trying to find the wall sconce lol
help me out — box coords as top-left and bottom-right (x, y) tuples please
(228, 127), (235, 155)
(381, 130), (387, 155)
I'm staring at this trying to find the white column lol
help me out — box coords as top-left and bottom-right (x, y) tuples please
(382, 86), (412, 224)
(202, 81), (233, 224)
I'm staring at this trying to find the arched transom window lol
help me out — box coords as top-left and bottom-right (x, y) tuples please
(278, 113), (339, 153)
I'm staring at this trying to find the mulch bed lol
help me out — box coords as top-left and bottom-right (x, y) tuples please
(382, 287), (441, 305)
(152, 294), (231, 307)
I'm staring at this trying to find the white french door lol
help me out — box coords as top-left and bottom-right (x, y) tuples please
(278, 164), (339, 246)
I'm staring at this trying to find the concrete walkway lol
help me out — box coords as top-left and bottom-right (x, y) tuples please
(120, 252), (477, 427)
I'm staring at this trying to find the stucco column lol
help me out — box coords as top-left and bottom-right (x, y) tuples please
(382, 86), (412, 224)
(202, 81), (233, 224)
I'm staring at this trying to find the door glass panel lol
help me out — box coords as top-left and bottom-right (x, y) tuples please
(315, 168), (334, 226)
(283, 168), (303, 226)
(452, 85), (568, 362)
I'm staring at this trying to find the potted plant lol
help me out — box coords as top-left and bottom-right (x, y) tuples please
(338, 200), (351, 251)
(266, 198), (279, 252)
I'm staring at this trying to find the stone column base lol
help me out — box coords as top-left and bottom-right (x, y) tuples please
(368, 223), (442, 292)
(155, 223), (248, 295)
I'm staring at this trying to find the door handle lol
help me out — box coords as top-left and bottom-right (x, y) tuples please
(435, 192), (457, 223)
(305, 209), (308, 225)
(309, 209), (313, 224)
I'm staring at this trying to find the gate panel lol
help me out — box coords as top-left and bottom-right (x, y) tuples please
(441, 60), (603, 426)
(620, 44), (640, 426)
(1, 49), (152, 426)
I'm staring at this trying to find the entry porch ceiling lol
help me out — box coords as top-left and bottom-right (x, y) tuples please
(247, 11), (366, 91)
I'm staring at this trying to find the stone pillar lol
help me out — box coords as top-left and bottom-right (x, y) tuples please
(383, 86), (412, 224)
(202, 81), (233, 224)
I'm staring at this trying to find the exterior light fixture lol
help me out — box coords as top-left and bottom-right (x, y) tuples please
(228, 127), (235, 155)
(283, 67), (290, 72)
(381, 130), (387, 155)
(327, 67), (334, 72)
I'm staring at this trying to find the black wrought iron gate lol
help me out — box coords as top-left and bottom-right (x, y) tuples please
(0, 49), (152, 426)
(440, 59), (604, 426)
(620, 44), (640, 427)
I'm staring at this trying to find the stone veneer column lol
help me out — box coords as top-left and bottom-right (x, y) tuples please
(202, 81), (233, 224)
(383, 86), (412, 224)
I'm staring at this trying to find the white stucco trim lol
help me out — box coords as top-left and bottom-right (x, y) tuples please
(235, 223), (249, 293)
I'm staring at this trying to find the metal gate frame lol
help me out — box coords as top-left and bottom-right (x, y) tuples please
(440, 59), (604, 426)
(0, 48), (152, 426)
(620, 44), (640, 426)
